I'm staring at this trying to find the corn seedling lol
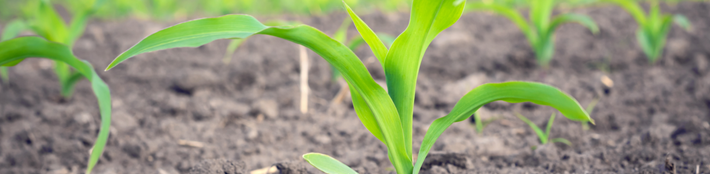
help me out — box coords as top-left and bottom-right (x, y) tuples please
(604, 0), (691, 63)
(516, 112), (572, 147)
(0, 37), (112, 174)
(472, 111), (499, 134)
(2, 0), (105, 97)
(582, 97), (599, 130)
(104, 0), (593, 173)
(466, 0), (599, 67)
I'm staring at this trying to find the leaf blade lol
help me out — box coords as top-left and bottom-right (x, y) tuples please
(343, 1), (389, 66)
(303, 153), (358, 174)
(385, 0), (465, 163)
(0, 37), (112, 174)
(413, 81), (591, 174)
(105, 15), (412, 174)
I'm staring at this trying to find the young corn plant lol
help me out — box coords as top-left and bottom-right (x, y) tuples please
(2, 0), (105, 97)
(516, 112), (572, 148)
(0, 37), (112, 174)
(471, 111), (499, 134)
(104, 0), (593, 173)
(466, 0), (599, 67)
(604, 0), (691, 63)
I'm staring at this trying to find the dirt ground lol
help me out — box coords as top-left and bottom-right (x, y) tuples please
(1, 2), (709, 174)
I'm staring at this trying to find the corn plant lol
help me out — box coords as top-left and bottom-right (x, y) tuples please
(104, 0), (592, 173)
(0, 36), (112, 174)
(472, 111), (499, 134)
(1, 0), (105, 97)
(516, 112), (572, 147)
(604, 0), (691, 63)
(466, 0), (599, 67)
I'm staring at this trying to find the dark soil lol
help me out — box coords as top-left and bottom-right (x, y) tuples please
(2, 2), (710, 174)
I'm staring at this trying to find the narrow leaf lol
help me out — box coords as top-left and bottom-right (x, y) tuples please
(222, 38), (245, 64)
(303, 153), (358, 174)
(0, 67), (8, 83)
(545, 113), (556, 139)
(2, 19), (28, 41)
(0, 37), (112, 174)
(602, 0), (646, 25)
(548, 13), (599, 35)
(551, 138), (572, 146)
(467, 3), (536, 43)
(385, 0), (465, 163)
(516, 112), (548, 144)
(343, 1), (389, 66)
(413, 81), (591, 174)
(672, 14), (691, 31)
(105, 15), (411, 174)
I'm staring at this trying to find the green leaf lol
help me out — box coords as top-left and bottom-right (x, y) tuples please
(222, 38), (245, 64)
(413, 81), (591, 174)
(637, 29), (657, 61)
(530, 0), (553, 32)
(60, 72), (85, 97)
(2, 19), (28, 42)
(467, 3), (536, 44)
(105, 14), (411, 174)
(602, 0), (646, 25)
(385, 0), (465, 163)
(343, 1), (389, 66)
(672, 14), (691, 31)
(0, 67), (8, 84)
(516, 112), (548, 144)
(333, 17), (350, 43)
(303, 153), (358, 174)
(30, 0), (70, 44)
(548, 13), (599, 35)
(551, 138), (572, 146)
(544, 113), (556, 139)
(0, 37), (112, 174)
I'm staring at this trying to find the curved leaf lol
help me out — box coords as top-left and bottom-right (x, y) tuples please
(548, 13), (599, 36)
(551, 138), (572, 146)
(602, 0), (646, 25)
(385, 0), (465, 162)
(672, 14), (691, 31)
(515, 112), (548, 144)
(303, 153), (358, 174)
(104, 14), (411, 174)
(467, 3), (536, 44)
(0, 37), (111, 174)
(343, 1), (389, 66)
(413, 81), (591, 174)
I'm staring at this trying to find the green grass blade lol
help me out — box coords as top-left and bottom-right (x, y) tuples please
(343, 1), (389, 66)
(385, 0), (465, 163)
(516, 112), (548, 144)
(551, 138), (572, 146)
(545, 113), (556, 139)
(548, 13), (599, 35)
(672, 14), (691, 31)
(55, 62), (73, 96)
(0, 37), (112, 174)
(303, 153), (358, 174)
(413, 81), (591, 174)
(104, 15), (412, 174)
